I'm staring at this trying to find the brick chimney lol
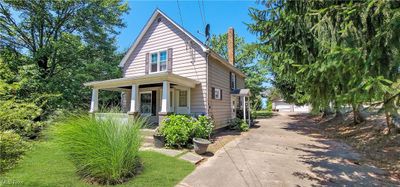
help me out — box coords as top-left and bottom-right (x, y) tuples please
(227, 27), (235, 65)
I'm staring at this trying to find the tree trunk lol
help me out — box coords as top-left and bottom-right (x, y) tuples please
(384, 94), (399, 134)
(334, 110), (344, 121)
(321, 107), (333, 118)
(352, 104), (365, 124)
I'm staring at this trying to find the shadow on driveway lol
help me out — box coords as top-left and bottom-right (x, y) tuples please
(284, 113), (397, 186)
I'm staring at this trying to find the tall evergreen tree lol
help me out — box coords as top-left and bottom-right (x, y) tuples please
(249, 0), (400, 133)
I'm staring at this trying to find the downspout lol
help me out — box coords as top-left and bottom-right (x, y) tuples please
(204, 48), (210, 116)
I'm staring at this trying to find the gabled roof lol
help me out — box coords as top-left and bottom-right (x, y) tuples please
(118, 9), (245, 77)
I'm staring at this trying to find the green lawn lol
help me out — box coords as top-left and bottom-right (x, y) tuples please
(0, 140), (195, 187)
(253, 110), (273, 119)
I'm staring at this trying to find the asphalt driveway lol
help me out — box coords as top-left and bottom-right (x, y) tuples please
(178, 113), (397, 187)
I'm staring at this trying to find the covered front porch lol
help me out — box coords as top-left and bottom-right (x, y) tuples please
(84, 72), (200, 125)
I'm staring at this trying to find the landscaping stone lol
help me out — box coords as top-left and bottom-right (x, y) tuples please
(146, 148), (183, 157)
(179, 152), (204, 164)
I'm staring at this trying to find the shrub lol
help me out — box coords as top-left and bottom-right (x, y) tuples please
(253, 110), (273, 119)
(160, 114), (195, 148)
(228, 118), (249, 132)
(0, 100), (43, 139)
(267, 101), (273, 111)
(0, 130), (28, 173)
(192, 115), (214, 139)
(55, 115), (145, 185)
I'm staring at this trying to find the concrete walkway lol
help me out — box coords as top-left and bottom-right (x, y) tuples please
(178, 113), (397, 187)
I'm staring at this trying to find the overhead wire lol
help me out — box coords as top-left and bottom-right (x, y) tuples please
(176, 0), (184, 26)
(197, 0), (206, 27)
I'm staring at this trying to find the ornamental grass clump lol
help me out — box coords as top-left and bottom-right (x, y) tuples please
(55, 115), (146, 185)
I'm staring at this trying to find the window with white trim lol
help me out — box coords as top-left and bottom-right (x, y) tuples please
(230, 72), (236, 90)
(150, 50), (167, 73)
(179, 90), (187, 107)
(213, 88), (222, 100)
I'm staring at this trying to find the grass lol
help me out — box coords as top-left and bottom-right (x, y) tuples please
(55, 116), (145, 184)
(253, 110), (273, 119)
(0, 140), (195, 187)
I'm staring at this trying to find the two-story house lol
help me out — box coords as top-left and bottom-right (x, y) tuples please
(84, 9), (250, 129)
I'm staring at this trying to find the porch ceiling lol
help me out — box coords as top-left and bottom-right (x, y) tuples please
(83, 72), (200, 89)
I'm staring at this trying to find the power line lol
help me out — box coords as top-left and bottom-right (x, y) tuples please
(197, 0), (206, 27)
(176, 0), (184, 26)
(202, 0), (206, 23)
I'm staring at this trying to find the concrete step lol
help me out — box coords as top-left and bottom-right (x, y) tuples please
(143, 136), (154, 144)
(140, 129), (155, 137)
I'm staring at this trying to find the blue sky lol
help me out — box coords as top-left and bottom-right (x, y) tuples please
(116, 0), (263, 51)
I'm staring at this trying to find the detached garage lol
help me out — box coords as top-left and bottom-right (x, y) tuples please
(271, 99), (311, 113)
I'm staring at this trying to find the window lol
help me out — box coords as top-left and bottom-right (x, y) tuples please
(230, 72), (236, 90)
(212, 88), (222, 100)
(179, 91), (187, 107)
(160, 51), (167, 71)
(150, 50), (167, 73)
(151, 53), (157, 72)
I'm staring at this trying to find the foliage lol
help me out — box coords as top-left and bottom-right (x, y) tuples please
(0, 100), (44, 138)
(0, 57), (48, 138)
(0, 0), (127, 118)
(209, 33), (268, 106)
(192, 115), (214, 139)
(228, 118), (249, 132)
(253, 110), (273, 119)
(160, 114), (195, 148)
(160, 115), (215, 148)
(0, 140), (194, 187)
(0, 130), (28, 173)
(267, 102), (272, 111)
(248, 0), (400, 132)
(55, 115), (145, 185)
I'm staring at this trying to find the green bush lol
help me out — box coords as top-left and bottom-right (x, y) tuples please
(192, 115), (214, 139)
(267, 101), (273, 111)
(0, 100), (43, 139)
(55, 115), (145, 185)
(0, 130), (28, 173)
(228, 118), (249, 132)
(160, 114), (194, 148)
(253, 110), (273, 119)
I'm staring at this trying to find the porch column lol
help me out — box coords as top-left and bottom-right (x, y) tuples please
(161, 80), (170, 113)
(90, 88), (99, 113)
(129, 84), (138, 114)
(243, 96), (246, 123)
(159, 81), (170, 124)
(248, 100), (251, 126)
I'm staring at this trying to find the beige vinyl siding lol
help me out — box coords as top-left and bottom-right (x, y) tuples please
(123, 14), (207, 114)
(236, 75), (245, 89)
(208, 56), (246, 129)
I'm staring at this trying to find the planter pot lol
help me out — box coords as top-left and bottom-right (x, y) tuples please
(193, 138), (211, 155)
(153, 135), (165, 148)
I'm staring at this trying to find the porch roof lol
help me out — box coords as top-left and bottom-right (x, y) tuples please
(231, 89), (251, 96)
(84, 72), (200, 90)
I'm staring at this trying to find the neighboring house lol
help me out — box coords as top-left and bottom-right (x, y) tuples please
(84, 9), (250, 129)
(271, 99), (311, 113)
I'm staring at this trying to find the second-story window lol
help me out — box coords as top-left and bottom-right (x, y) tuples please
(150, 50), (167, 73)
(230, 72), (236, 90)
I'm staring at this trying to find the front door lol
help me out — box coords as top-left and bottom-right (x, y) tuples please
(140, 92), (153, 116)
(176, 89), (189, 114)
(231, 96), (238, 118)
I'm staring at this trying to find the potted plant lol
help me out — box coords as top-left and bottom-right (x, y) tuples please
(153, 127), (165, 148)
(193, 137), (211, 154)
(192, 115), (214, 154)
